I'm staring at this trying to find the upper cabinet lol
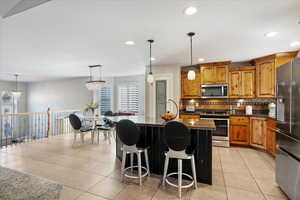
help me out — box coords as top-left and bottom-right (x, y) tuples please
(200, 62), (230, 85)
(255, 58), (276, 97)
(181, 71), (201, 98)
(254, 52), (297, 98)
(201, 66), (215, 85)
(229, 66), (255, 98)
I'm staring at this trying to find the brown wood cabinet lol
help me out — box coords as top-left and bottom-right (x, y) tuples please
(229, 67), (255, 98)
(181, 71), (201, 98)
(255, 59), (276, 98)
(179, 114), (200, 119)
(250, 117), (267, 149)
(266, 119), (276, 156)
(230, 116), (250, 146)
(254, 52), (297, 98)
(215, 66), (228, 84)
(201, 66), (215, 85)
(200, 62), (230, 85)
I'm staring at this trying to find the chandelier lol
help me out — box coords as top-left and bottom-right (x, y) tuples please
(11, 74), (22, 98)
(86, 65), (106, 90)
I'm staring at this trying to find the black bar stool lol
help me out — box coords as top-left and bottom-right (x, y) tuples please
(69, 114), (94, 144)
(162, 121), (197, 198)
(116, 119), (150, 186)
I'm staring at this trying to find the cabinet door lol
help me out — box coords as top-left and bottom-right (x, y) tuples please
(201, 66), (215, 85)
(242, 70), (255, 98)
(266, 119), (276, 156)
(215, 66), (228, 84)
(230, 124), (249, 146)
(229, 71), (242, 98)
(181, 72), (189, 97)
(266, 128), (276, 156)
(250, 118), (266, 149)
(181, 71), (200, 97)
(256, 60), (276, 97)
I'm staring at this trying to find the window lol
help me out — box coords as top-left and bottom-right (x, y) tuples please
(118, 83), (139, 113)
(99, 86), (112, 115)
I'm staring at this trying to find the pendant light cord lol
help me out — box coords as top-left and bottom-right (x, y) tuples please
(15, 74), (18, 91)
(150, 41), (152, 73)
(190, 35), (193, 66)
(148, 39), (154, 74)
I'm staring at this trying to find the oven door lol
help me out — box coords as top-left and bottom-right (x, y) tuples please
(201, 85), (228, 98)
(201, 117), (229, 140)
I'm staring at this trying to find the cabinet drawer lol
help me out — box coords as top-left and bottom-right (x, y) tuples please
(180, 114), (200, 119)
(230, 116), (249, 124)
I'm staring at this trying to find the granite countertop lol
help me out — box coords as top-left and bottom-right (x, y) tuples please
(107, 115), (216, 130)
(0, 166), (63, 200)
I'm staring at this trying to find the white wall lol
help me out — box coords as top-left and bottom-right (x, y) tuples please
(145, 65), (181, 118)
(0, 80), (28, 113)
(27, 77), (92, 112)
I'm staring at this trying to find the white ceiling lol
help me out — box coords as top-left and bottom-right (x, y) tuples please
(1, 0), (300, 82)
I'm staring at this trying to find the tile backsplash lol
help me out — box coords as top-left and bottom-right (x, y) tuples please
(180, 98), (276, 112)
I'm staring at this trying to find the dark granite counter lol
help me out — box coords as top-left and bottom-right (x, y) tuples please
(107, 115), (216, 130)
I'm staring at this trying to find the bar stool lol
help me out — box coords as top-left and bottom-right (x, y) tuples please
(69, 114), (94, 144)
(162, 121), (197, 198)
(116, 119), (150, 186)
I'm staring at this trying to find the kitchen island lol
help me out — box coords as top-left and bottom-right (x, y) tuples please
(109, 116), (215, 184)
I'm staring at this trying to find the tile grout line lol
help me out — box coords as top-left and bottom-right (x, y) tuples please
(218, 147), (229, 200)
(237, 149), (268, 200)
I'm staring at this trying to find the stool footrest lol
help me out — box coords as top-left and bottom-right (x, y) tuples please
(165, 172), (195, 189)
(123, 166), (149, 179)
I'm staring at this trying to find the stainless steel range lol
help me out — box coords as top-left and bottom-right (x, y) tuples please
(200, 110), (230, 147)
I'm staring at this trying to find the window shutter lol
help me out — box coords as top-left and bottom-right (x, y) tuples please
(118, 83), (139, 113)
(100, 86), (112, 114)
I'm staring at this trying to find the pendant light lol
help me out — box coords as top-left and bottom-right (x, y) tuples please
(187, 32), (196, 80)
(11, 74), (22, 98)
(147, 39), (154, 84)
(86, 65), (106, 90)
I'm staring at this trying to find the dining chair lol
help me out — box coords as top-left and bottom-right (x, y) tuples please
(94, 118), (115, 144)
(69, 114), (94, 144)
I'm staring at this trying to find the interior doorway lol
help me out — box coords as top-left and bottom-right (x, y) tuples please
(155, 80), (167, 119)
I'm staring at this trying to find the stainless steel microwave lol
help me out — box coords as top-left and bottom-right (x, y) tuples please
(201, 84), (228, 98)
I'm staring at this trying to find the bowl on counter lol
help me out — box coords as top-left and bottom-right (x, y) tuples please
(161, 112), (177, 122)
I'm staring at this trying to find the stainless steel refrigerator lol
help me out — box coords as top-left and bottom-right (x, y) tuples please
(276, 57), (300, 200)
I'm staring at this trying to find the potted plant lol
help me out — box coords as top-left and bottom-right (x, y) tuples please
(84, 103), (99, 116)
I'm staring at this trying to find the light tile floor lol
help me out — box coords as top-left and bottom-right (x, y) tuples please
(0, 134), (288, 200)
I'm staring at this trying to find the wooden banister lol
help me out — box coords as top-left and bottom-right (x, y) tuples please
(47, 107), (51, 138)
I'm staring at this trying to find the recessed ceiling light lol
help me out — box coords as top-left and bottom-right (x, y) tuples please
(151, 57), (156, 61)
(125, 41), (135, 45)
(265, 32), (278, 37)
(198, 58), (205, 62)
(290, 41), (300, 47)
(184, 7), (197, 16)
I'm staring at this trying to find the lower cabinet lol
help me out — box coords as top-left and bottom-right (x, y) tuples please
(230, 116), (250, 146)
(179, 114), (200, 119)
(250, 117), (267, 149)
(230, 116), (276, 156)
(266, 119), (276, 156)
